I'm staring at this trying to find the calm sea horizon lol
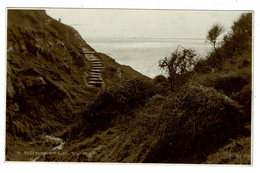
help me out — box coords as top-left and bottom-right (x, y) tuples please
(84, 37), (212, 78)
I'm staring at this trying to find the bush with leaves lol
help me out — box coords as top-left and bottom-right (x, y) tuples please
(159, 46), (197, 92)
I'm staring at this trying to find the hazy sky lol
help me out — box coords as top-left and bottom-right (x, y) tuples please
(46, 9), (243, 39)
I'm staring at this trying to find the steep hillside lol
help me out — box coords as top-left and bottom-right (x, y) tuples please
(6, 10), (147, 160)
(6, 10), (251, 164)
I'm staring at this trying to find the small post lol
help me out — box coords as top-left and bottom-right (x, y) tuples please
(59, 18), (61, 22)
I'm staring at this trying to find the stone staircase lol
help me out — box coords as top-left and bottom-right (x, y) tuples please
(82, 47), (103, 87)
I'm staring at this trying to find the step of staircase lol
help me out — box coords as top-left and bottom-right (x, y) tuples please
(89, 78), (102, 82)
(92, 61), (102, 64)
(91, 59), (102, 62)
(89, 76), (102, 80)
(89, 56), (99, 59)
(89, 75), (102, 78)
(90, 59), (100, 61)
(92, 66), (102, 69)
(90, 74), (102, 77)
(92, 64), (103, 67)
(89, 55), (99, 59)
(91, 67), (102, 69)
(90, 74), (101, 77)
(89, 79), (102, 82)
(90, 75), (101, 78)
(92, 65), (103, 67)
(89, 81), (102, 87)
(89, 80), (102, 84)
(90, 71), (101, 74)
(82, 48), (95, 54)
(91, 71), (102, 74)
(92, 60), (102, 63)
(92, 67), (103, 70)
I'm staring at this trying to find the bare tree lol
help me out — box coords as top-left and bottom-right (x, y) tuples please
(159, 45), (197, 92)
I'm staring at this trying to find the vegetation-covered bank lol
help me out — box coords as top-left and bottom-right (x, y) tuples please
(6, 10), (252, 163)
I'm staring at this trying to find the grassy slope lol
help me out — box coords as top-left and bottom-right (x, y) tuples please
(6, 10), (147, 161)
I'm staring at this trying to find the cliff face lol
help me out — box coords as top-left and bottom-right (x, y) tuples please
(6, 9), (146, 154)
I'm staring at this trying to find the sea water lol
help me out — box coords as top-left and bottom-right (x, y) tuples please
(85, 37), (212, 78)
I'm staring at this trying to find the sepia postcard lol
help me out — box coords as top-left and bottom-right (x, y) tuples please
(5, 8), (252, 164)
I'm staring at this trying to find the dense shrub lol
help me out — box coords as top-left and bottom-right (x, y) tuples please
(153, 75), (171, 93)
(142, 82), (247, 163)
(90, 78), (161, 116)
(193, 58), (213, 73)
(153, 75), (168, 83)
(75, 78), (162, 138)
